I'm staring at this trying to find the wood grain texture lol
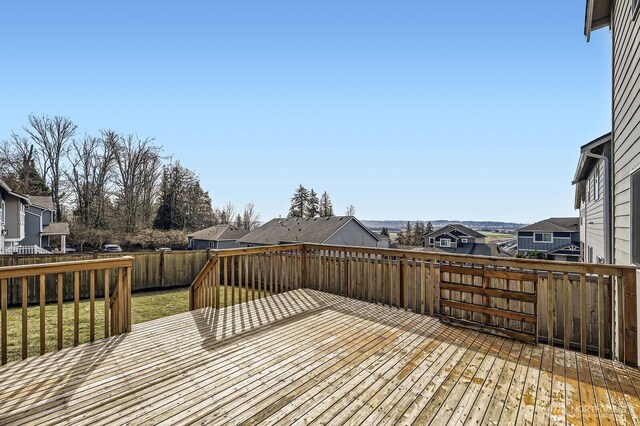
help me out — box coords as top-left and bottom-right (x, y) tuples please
(0, 289), (638, 425)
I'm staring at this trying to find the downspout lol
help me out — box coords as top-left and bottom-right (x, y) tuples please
(585, 151), (612, 264)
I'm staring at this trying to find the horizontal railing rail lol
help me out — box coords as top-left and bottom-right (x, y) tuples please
(0, 256), (133, 365)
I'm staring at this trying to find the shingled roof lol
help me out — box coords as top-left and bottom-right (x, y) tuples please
(518, 218), (580, 233)
(426, 224), (485, 240)
(421, 243), (510, 257)
(188, 225), (249, 241)
(28, 196), (54, 211)
(238, 216), (379, 245)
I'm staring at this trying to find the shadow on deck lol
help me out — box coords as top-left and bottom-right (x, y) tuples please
(0, 289), (639, 425)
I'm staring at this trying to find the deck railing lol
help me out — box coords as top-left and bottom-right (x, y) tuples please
(0, 256), (133, 365)
(190, 244), (638, 366)
(189, 245), (305, 310)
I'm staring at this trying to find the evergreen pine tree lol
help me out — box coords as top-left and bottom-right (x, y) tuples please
(319, 191), (334, 217)
(380, 227), (389, 237)
(305, 189), (320, 218)
(288, 185), (309, 218)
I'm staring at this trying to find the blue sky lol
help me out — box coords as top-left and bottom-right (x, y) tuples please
(0, 1), (612, 224)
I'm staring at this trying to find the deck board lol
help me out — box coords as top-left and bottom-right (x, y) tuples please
(1, 288), (640, 425)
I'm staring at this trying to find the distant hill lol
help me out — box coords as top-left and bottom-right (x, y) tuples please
(361, 220), (526, 233)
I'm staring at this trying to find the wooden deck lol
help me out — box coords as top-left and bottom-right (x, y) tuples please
(1, 289), (639, 425)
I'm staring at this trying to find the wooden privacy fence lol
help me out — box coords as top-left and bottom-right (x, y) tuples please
(189, 245), (305, 310)
(190, 244), (638, 366)
(0, 256), (133, 365)
(0, 250), (209, 306)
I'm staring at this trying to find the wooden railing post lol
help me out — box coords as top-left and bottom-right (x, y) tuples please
(622, 269), (638, 366)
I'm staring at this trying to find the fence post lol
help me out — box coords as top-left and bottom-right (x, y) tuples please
(622, 269), (638, 366)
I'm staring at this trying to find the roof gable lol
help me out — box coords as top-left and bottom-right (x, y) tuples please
(238, 216), (378, 245)
(517, 218), (580, 233)
(188, 225), (249, 241)
(426, 224), (484, 240)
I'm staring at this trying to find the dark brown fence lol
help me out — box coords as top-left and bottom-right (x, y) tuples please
(0, 250), (210, 305)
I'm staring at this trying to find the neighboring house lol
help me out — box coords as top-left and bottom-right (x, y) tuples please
(424, 224), (486, 249)
(516, 218), (581, 261)
(237, 216), (389, 248)
(187, 225), (249, 249)
(0, 180), (30, 252)
(573, 133), (611, 263)
(422, 224), (509, 256)
(23, 195), (70, 252)
(421, 242), (509, 257)
(584, 0), (640, 267)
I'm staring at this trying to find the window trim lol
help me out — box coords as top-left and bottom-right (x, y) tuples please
(440, 238), (451, 248)
(428, 237), (435, 245)
(533, 233), (553, 243)
(594, 165), (600, 201)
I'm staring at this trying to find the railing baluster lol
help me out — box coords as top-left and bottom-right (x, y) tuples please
(598, 274), (605, 358)
(547, 271), (553, 347)
(39, 274), (45, 355)
(238, 255), (243, 305)
(580, 273), (586, 354)
(224, 257), (229, 308)
(421, 258), (426, 315)
(90, 270), (95, 342)
(231, 256), (236, 305)
(1, 278), (7, 365)
(22, 276), (28, 359)
(104, 269), (110, 338)
(74, 271), (80, 346)
(563, 273), (570, 350)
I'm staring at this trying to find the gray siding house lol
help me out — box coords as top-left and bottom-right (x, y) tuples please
(584, 0), (640, 268)
(422, 224), (509, 256)
(0, 180), (30, 253)
(23, 196), (69, 251)
(237, 216), (388, 248)
(516, 218), (580, 261)
(424, 224), (486, 249)
(573, 133), (611, 263)
(187, 225), (249, 249)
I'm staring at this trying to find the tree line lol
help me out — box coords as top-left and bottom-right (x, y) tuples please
(287, 184), (356, 219)
(397, 220), (434, 246)
(0, 114), (259, 249)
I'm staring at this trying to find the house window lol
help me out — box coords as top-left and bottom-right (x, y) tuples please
(534, 233), (553, 243)
(440, 238), (451, 247)
(428, 237), (435, 245)
(461, 238), (468, 243)
(631, 169), (640, 265)
(594, 165), (600, 201)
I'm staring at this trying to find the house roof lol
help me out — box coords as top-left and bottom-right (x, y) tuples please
(28, 196), (54, 211)
(238, 216), (380, 245)
(426, 224), (485, 240)
(518, 218), (580, 233)
(421, 243), (510, 257)
(0, 179), (30, 204)
(41, 222), (70, 235)
(572, 132), (611, 209)
(187, 225), (249, 241)
(584, 0), (611, 40)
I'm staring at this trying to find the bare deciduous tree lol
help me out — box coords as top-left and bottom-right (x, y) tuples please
(241, 203), (261, 230)
(24, 114), (77, 218)
(67, 131), (118, 228)
(113, 134), (162, 233)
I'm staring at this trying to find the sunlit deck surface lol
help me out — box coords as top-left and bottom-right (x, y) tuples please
(1, 289), (640, 425)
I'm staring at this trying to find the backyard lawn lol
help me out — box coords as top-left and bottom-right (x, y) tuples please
(4, 286), (262, 363)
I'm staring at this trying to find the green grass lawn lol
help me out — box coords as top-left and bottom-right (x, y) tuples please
(4, 286), (262, 363)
